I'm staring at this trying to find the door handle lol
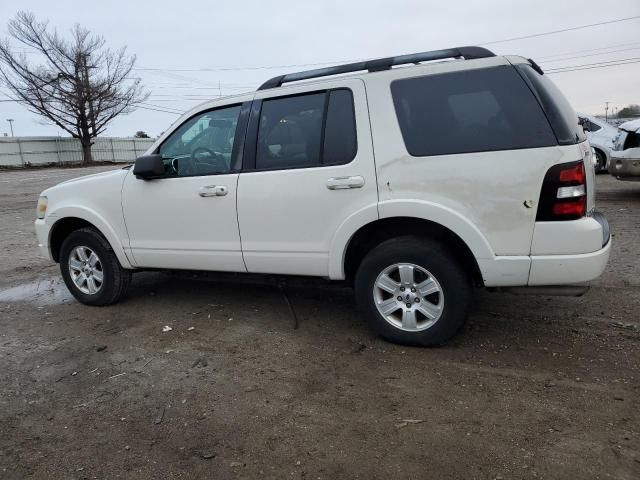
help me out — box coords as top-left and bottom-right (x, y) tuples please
(326, 176), (365, 190)
(199, 185), (228, 197)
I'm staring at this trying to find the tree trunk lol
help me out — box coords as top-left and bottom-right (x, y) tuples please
(81, 142), (93, 164)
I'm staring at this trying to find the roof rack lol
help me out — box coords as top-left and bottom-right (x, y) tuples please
(257, 46), (495, 90)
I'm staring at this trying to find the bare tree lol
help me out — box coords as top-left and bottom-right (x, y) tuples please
(0, 11), (149, 163)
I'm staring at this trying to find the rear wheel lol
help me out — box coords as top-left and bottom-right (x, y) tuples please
(60, 228), (131, 306)
(354, 236), (471, 346)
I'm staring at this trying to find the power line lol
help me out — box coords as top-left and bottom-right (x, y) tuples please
(546, 56), (640, 71)
(479, 15), (640, 45)
(546, 58), (640, 74)
(140, 102), (182, 114)
(130, 16), (640, 76)
(540, 46), (640, 64)
(138, 104), (181, 115)
(536, 41), (640, 60)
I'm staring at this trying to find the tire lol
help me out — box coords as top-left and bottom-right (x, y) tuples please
(59, 227), (131, 306)
(594, 149), (607, 174)
(354, 236), (472, 346)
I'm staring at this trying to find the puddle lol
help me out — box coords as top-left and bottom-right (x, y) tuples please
(0, 277), (74, 305)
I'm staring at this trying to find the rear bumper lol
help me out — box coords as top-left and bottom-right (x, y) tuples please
(528, 239), (611, 286)
(480, 213), (611, 287)
(609, 149), (640, 180)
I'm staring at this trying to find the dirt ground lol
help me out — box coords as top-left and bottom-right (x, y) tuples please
(0, 165), (638, 480)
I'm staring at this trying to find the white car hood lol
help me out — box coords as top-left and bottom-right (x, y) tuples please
(42, 166), (130, 197)
(57, 167), (129, 186)
(619, 119), (640, 133)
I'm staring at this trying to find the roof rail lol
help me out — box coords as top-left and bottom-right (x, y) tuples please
(257, 46), (495, 90)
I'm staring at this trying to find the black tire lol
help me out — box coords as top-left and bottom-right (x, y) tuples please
(354, 236), (471, 346)
(59, 227), (131, 306)
(594, 149), (607, 174)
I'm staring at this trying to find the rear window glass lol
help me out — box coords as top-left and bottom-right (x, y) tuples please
(517, 64), (585, 145)
(391, 66), (557, 157)
(256, 93), (325, 170)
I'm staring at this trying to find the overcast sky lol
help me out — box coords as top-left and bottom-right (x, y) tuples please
(1, 0), (639, 137)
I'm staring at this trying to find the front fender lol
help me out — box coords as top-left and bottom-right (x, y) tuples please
(47, 206), (133, 269)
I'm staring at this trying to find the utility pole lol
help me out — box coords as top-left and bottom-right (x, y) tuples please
(6, 118), (14, 136)
(605, 102), (610, 122)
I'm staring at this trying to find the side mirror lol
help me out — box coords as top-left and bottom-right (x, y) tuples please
(133, 154), (164, 180)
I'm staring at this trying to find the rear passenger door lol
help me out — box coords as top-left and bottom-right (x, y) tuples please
(237, 79), (377, 276)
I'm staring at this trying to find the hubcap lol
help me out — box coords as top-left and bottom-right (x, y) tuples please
(373, 263), (444, 332)
(68, 246), (104, 295)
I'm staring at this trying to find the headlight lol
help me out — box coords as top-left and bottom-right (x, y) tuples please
(36, 196), (48, 219)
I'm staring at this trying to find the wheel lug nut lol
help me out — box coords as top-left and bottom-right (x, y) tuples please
(411, 287), (416, 292)
(415, 298), (420, 303)
(397, 296), (402, 301)
(400, 287), (405, 292)
(406, 303), (411, 308)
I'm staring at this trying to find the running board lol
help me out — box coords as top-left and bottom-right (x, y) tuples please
(489, 284), (590, 297)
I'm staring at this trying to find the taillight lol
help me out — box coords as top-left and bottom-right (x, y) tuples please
(537, 161), (587, 221)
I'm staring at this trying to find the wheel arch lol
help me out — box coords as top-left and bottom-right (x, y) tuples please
(48, 210), (133, 269)
(341, 217), (485, 286)
(590, 143), (610, 162)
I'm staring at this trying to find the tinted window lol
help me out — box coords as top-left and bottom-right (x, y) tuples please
(587, 120), (602, 132)
(517, 64), (586, 145)
(254, 90), (357, 170)
(323, 90), (357, 165)
(391, 66), (557, 157)
(159, 105), (241, 177)
(256, 93), (325, 170)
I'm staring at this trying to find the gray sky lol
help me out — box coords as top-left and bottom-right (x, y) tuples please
(1, 0), (639, 137)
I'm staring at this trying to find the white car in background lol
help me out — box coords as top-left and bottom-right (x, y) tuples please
(578, 114), (618, 173)
(610, 119), (640, 181)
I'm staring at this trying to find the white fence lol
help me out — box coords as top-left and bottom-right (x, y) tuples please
(0, 136), (156, 167)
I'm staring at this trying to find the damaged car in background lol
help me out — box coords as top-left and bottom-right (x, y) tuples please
(610, 119), (640, 181)
(578, 114), (618, 173)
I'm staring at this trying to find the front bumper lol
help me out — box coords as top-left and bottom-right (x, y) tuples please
(610, 149), (640, 180)
(35, 218), (54, 261)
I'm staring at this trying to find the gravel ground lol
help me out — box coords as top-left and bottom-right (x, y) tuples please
(0, 166), (638, 479)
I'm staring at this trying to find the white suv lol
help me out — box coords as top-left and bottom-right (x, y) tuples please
(34, 46), (611, 346)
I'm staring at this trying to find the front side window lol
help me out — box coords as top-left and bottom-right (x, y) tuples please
(391, 66), (557, 157)
(254, 89), (357, 170)
(159, 105), (241, 177)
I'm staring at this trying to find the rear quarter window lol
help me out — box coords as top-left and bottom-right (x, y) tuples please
(516, 64), (585, 145)
(391, 65), (557, 157)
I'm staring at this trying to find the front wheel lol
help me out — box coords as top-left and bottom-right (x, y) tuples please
(354, 237), (472, 346)
(594, 149), (607, 174)
(59, 228), (131, 306)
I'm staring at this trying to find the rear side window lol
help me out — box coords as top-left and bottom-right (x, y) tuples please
(517, 64), (585, 145)
(255, 89), (357, 170)
(391, 66), (557, 157)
